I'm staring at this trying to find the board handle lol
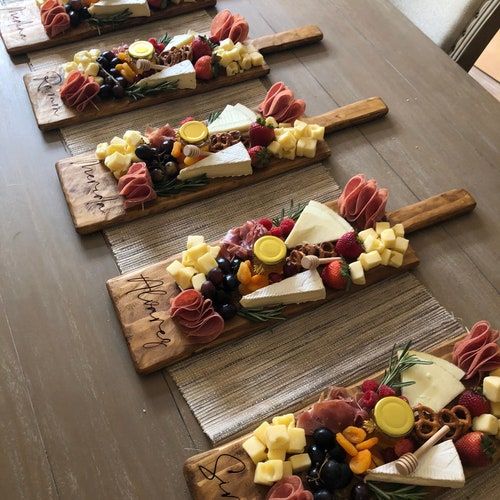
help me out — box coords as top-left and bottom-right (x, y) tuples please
(387, 189), (476, 234)
(251, 25), (323, 54)
(303, 97), (388, 133)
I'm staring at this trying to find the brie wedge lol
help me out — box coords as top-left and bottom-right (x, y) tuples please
(366, 440), (465, 488)
(285, 201), (353, 249)
(163, 30), (197, 52)
(207, 104), (256, 135)
(240, 269), (326, 308)
(134, 60), (196, 89)
(177, 142), (252, 180)
(89, 0), (151, 18)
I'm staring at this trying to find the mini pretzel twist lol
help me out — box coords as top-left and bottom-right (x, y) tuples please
(160, 45), (193, 67)
(413, 405), (440, 441)
(209, 131), (242, 152)
(413, 404), (472, 442)
(318, 241), (337, 258)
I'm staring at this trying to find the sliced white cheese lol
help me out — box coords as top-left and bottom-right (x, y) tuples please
(401, 360), (465, 411)
(207, 105), (255, 134)
(398, 350), (465, 380)
(240, 269), (326, 308)
(163, 30), (197, 52)
(366, 440), (465, 488)
(135, 60), (196, 89)
(177, 142), (252, 180)
(233, 103), (257, 122)
(89, 0), (151, 18)
(284, 201), (353, 249)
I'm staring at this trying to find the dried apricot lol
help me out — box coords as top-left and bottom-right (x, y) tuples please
(236, 261), (252, 285)
(343, 426), (367, 444)
(336, 432), (358, 457)
(349, 449), (372, 474)
(355, 437), (379, 451)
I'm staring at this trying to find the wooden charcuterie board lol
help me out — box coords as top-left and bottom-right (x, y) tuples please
(183, 334), (498, 500)
(23, 25), (323, 130)
(56, 97), (387, 234)
(106, 188), (476, 374)
(0, 0), (217, 56)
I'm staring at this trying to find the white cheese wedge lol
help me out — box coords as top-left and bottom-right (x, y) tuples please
(163, 30), (197, 52)
(135, 60), (196, 89)
(398, 350), (465, 380)
(177, 142), (252, 180)
(89, 0), (151, 18)
(240, 269), (326, 308)
(401, 358), (465, 411)
(207, 105), (255, 134)
(366, 440), (464, 488)
(233, 103), (257, 122)
(284, 201), (353, 249)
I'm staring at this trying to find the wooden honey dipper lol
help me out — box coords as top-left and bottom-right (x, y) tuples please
(182, 145), (214, 158)
(300, 255), (342, 270)
(135, 59), (166, 73)
(395, 425), (450, 475)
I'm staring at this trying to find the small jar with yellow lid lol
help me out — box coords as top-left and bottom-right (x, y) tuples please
(128, 41), (156, 61)
(373, 396), (415, 438)
(253, 236), (287, 275)
(178, 120), (210, 152)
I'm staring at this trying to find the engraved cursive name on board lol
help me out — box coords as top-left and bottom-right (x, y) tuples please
(79, 161), (119, 214)
(7, 6), (27, 41)
(33, 72), (63, 116)
(198, 454), (246, 499)
(126, 274), (171, 349)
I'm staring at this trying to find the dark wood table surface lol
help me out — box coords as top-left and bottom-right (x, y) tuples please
(0, 1), (499, 498)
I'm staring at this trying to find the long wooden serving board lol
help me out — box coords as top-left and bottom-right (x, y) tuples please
(0, 0), (217, 55)
(56, 97), (387, 234)
(106, 188), (476, 374)
(23, 25), (323, 130)
(183, 334), (499, 500)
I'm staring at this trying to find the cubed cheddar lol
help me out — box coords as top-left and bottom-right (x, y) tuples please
(176, 267), (197, 289)
(483, 376), (500, 402)
(289, 453), (311, 473)
(187, 235), (204, 249)
(280, 148), (296, 160)
(272, 414), (295, 428)
(196, 253), (218, 274)
(277, 131), (297, 150)
(181, 251), (195, 268)
(380, 228), (396, 249)
(380, 248), (392, 266)
(266, 424), (289, 450)
(293, 119), (308, 135)
(265, 117), (278, 128)
(166, 260), (183, 278)
(123, 129), (143, 147)
(226, 61), (240, 76)
(287, 427), (306, 454)
(358, 228), (377, 242)
(491, 401), (500, 417)
(296, 138), (317, 158)
(349, 261), (366, 285)
(308, 124), (325, 140)
(388, 251), (404, 268)
(472, 414), (499, 435)
(219, 38), (234, 51)
(268, 448), (286, 461)
(186, 243), (208, 261)
(209, 245), (221, 259)
(393, 223), (405, 237)
(253, 421), (271, 444)
(191, 273), (206, 291)
(363, 235), (379, 253)
(359, 251), (382, 271)
(251, 52), (264, 66)
(95, 142), (108, 160)
(242, 436), (267, 464)
(375, 221), (391, 235)
(394, 237), (409, 254)
(267, 141), (281, 156)
(254, 460), (283, 486)
(282, 461), (293, 478)
(240, 54), (252, 70)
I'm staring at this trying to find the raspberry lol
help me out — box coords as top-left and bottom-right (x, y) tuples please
(378, 384), (396, 398)
(258, 218), (273, 230)
(270, 226), (283, 238)
(180, 116), (195, 125)
(394, 438), (415, 458)
(359, 390), (379, 410)
(361, 379), (379, 393)
(279, 217), (295, 236)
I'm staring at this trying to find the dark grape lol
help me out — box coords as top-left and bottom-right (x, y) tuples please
(350, 483), (371, 500)
(64, 4), (72, 13)
(231, 258), (242, 271)
(164, 161), (178, 177)
(69, 0), (82, 9)
(314, 490), (333, 500)
(115, 76), (127, 88)
(214, 289), (231, 305)
(104, 76), (115, 86)
(306, 467), (323, 492)
(307, 443), (326, 466)
(98, 84), (113, 99)
(112, 84), (125, 99)
(283, 261), (299, 278)
(200, 281), (216, 299)
(135, 145), (156, 161)
(109, 57), (121, 68)
(220, 303), (237, 320)
(217, 258), (231, 274)
(78, 7), (91, 20)
(68, 10), (81, 27)
(161, 153), (175, 164)
(327, 443), (346, 463)
(336, 463), (353, 489)
(96, 56), (110, 70)
(102, 50), (115, 61)
(313, 428), (336, 450)
(319, 460), (343, 491)
(207, 267), (223, 286)
(151, 168), (165, 184)
(108, 68), (120, 78)
(160, 139), (174, 154)
(223, 274), (239, 291)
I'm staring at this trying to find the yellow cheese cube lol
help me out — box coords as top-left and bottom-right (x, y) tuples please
(84, 62), (99, 77)
(380, 248), (392, 266)
(282, 461), (293, 478)
(196, 253), (218, 274)
(218, 51), (234, 67)
(266, 424), (289, 450)
(375, 221), (391, 235)
(394, 236), (409, 254)
(277, 131), (297, 150)
(191, 273), (206, 292)
(254, 460), (283, 486)
(279, 123), (292, 129)
(242, 436), (267, 464)
(95, 142), (108, 160)
(472, 414), (499, 435)
(296, 138), (317, 158)
(380, 228), (396, 249)
(273, 127), (287, 137)
(123, 129), (143, 147)
(307, 123), (325, 140)
(267, 141), (282, 157)
(483, 376), (500, 402)
(349, 261), (366, 285)
(280, 148), (296, 160)
(234, 42), (245, 55)
(226, 47), (241, 62)
(73, 50), (91, 65)
(166, 260), (183, 279)
(251, 51), (264, 66)
(186, 235), (204, 249)
(265, 117), (278, 128)
(181, 251), (196, 268)
(267, 448), (286, 461)
(186, 243), (209, 261)
(491, 401), (500, 417)
(88, 48), (101, 60)
(219, 38), (234, 51)
(287, 427), (306, 454)
(94, 76), (104, 86)
(176, 266), (197, 289)
(104, 151), (131, 178)
(363, 234), (379, 253)
(388, 250), (404, 268)
(293, 119), (308, 134)
(289, 453), (311, 473)
(253, 421), (270, 444)
(359, 251), (382, 271)
(240, 54), (252, 71)
(393, 223), (405, 237)
(358, 228), (377, 242)
(226, 61), (240, 76)
(62, 61), (78, 74)
(209, 245), (220, 259)
(106, 143), (127, 156)
(272, 414), (295, 428)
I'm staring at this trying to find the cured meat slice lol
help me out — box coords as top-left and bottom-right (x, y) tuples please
(297, 399), (357, 435)
(229, 15), (249, 44)
(40, 0), (70, 38)
(266, 475), (313, 500)
(219, 220), (268, 260)
(145, 124), (176, 148)
(210, 10), (249, 43)
(60, 70), (99, 112)
(117, 162), (157, 209)
(258, 82), (307, 124)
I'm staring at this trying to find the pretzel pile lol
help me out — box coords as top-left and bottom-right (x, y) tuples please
(160, 46), (193, 67)
(286, 242), (337, 268)
(413, 404), (471, 441)
(209, 131), (244, 152)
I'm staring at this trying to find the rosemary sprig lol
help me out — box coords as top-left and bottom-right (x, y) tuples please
(367, 482), (426, 500)
(154, 175), (208, 196)
(88, 9), (132, 35)
(380, 341), (432, 389)
(237, 306), (286, 322)
(158, 32), (172, 46)
(272, 200), (307, 226)
(206, 109), (222, 125)
(126, 80), (178, 101)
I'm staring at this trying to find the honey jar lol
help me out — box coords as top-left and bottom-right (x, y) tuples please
(253, 236), (287, 275)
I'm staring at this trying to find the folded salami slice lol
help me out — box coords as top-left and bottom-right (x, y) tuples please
(60, 70), (99, 112)
(258, 82), (307, 125)
(40, 0), (70, 38)
(117, 162), (157, 209)
(210, 10), (249, 43)
(266, 475), (313, 500)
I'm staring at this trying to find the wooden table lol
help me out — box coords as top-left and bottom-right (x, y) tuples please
(0, 1), (498, 498)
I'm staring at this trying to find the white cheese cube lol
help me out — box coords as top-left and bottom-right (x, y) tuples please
(226, 61), (240, 76)
(394, 236), (409, 254)
(349, 261), (366, 285)
(388, 250), (404, 268)
(289, 453), (311, 473)
(483, 376), (500, 402)
(491, 401), (500, 417)
(267, 141), (281, 157)
(265, 116), (278, 128)
(88, 48), (101, 60)
(219, 38), (234, 51)
(191, 273), (206, 292)
(472, 414), (499, 435)
(84, 62), (99, 77)
(186, 235), (204, 249)
(240, 54), (252, 70)
(95, 142), (108, 160)
(277, 131), (297, 150)
(363, 234), (379, 253)
(251, 51), (264, 66)
(280, 148), (296, 160)
(253, 421), (270, 444)
(209, 245), (220, 259)
(186, 243), (208, 261)
(380, 248), (392, 266)
(358, 228), (377, 242)
(166, 260), (183, 279)
(359, 251), (382, 271)
(196, 253), (218, 274)
(287, 427), (306, 454)
(272, 414), (295, 428)
(307, 124), (325, 140)
(123, 129), (143, 147)
(267, 448), (286, 461)
(266, 424), (289, 450)
(375, 221), (391, 234)
(282, 461), (293, 478)
(297, 138), (317, 158)
(393, 223), (405, 237)
(254, 460), (283, 486)
(242, 436), (267, 464)
(380, 228), (396, 249)
(293, 119), (308, 134)
(176, 267), (197, 289)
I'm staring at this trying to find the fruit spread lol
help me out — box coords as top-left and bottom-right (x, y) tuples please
(57, 9), (264, 111)
(236, 330), (500, 498)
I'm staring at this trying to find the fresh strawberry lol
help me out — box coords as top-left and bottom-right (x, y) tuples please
(335, 231), (364, 261)
(455, 432), (495, 467)
(191, 36), (213, 62)
(378, 384), (396, 398)
(180, 116), (195, 125)
(321, 260), (350, 290)
(269, 226), (283, 238)
(194, 55), (214, 81)
(279, 217), (295, 236)
(359, 390), (380, 410)
(248, 146), (271, 169)
(258, 217), (273, 230)
(458, 389), (491, 417)
(249, 118), (276, 147)
(394, 438), (415, 458)
(361, 379), (379, 393)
